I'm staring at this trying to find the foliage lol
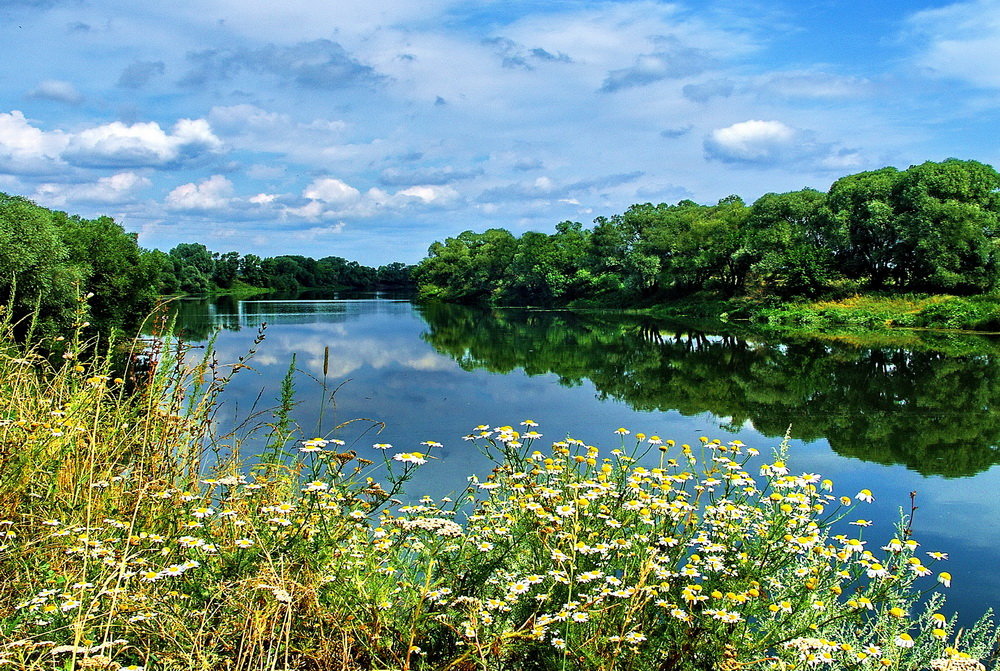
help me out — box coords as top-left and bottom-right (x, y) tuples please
(413, 159), (1000, 308)
(0, 194), (155, 338)
(156, 245), (416, 296)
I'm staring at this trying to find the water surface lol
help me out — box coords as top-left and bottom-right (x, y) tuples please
(169, 294), (1000, 624)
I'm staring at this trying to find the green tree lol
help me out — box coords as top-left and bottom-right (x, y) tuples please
(743, 189), (836, 298)
(891, 159), (1000, 292)
(0, 194), (79, 335)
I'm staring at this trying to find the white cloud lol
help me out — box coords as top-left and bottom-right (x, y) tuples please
(906, 0), (1000, 88)
(292, 222), (347, 240)
(27, 79), (83, 104)
(0, 110), (68, 175)
(166, 174), (234, 211)
(63, 118), (223, 168)
(703, 120), (869, 170)
(705, 120), (798, 164)
(33, 172), (151, 206)
(0, 112), (225, 176)
(302, 177), (361, 205)
(396, 184), (459, 204)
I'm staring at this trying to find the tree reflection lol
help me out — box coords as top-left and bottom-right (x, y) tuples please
(418, 302), (1000, 477)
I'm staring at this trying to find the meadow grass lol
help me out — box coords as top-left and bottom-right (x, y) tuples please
(0, 301), (997, 670)
(754, 294), (1000, 332)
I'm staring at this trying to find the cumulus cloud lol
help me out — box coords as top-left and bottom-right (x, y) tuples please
(33, 172), (151, 206)
(181, 39), (383, 89)
(273, 176), (463, 221)
(62, 119), (223, 168)
(704, 120), (801, 164)
(0, 112), (226, 176)
(703, 119), (865, 170)
(27, 79), (83, 104)
(600, 38), (714, 92)
(0, 110), (68, 175)
(117, 61), (166, 89)
(166, 175), (234, 211)
(303, 177), (362, 205)
(395, 184), (459, 204)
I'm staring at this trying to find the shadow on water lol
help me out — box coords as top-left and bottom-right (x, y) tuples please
(417, 302), (1000, 478)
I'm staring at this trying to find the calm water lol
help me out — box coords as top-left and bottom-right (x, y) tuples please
(169, 294), (1000, 624)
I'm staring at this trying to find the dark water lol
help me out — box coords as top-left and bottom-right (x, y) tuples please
(169, 294), (1000, 624)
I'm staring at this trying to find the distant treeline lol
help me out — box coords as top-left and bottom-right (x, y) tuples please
(0, 193), (413, 337)
(414, 159), (1000, 305)
(147, 243), (414, 295)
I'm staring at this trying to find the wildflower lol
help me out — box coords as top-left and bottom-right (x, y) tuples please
(614, 427), (630, 435)
(393, 452), (428, 465)
(372, 443), (393, 450)
(894, 633), (915, 648)
(928, 551), (949, 561)
(855, 489), (875, 503)
(938, 571), (952, 587)
(191, 507), (214, 518)
(882, 538), (904, 551)
(623, 631), (646, 645)
(300, 438), (329, 452)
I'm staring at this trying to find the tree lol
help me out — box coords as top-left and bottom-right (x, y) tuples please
(0, 194), (78, 335)
(744, 189), (835, 298)
(890, 159), (1000, 292)
(823, 167), (902, 288)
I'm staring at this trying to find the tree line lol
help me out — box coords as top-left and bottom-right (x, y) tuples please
(0, 193), (413, 337)
(146, 243), (413, 295)
(413, 159), (1000, 305)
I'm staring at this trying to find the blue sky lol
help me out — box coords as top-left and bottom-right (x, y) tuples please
(2, 0), (998, 265)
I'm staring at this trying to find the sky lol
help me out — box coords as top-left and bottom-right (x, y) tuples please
(2, 0), (999, 266)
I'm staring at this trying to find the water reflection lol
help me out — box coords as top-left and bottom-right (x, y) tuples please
(165, 296), (1000, 623)
(418, 302), (1000, 478)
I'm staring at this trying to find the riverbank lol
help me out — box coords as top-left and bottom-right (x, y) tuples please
(1, 307), (997, 670)
(633, 292), (1000, 333)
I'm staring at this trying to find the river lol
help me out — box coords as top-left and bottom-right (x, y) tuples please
(168, 293), (1000, 625)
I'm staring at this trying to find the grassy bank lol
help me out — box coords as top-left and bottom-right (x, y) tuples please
(0, 311), (997, 670)
(640, 293), (1000, 334)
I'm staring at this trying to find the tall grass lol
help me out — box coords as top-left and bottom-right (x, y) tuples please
(0, 301), (997, 670)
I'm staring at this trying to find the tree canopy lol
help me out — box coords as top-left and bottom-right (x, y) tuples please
(414, 159), (1000, 305)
